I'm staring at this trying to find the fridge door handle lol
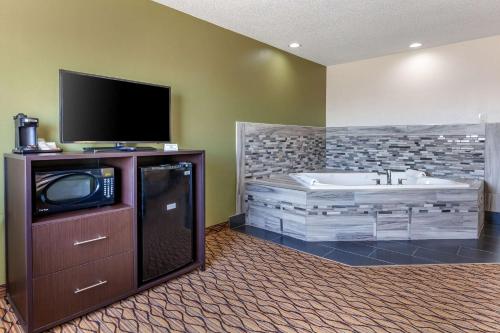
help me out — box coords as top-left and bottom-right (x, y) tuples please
(141, 200), (145, 218)
(166, 202), (177, 211)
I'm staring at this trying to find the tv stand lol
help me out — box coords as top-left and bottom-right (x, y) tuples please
(4, 150), (205, 333)
(82, 144), (156, 153)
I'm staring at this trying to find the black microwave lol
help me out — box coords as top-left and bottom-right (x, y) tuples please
(34, 167), (116, 216)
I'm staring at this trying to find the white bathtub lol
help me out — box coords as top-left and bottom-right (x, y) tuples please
(290, 170), (470, 190)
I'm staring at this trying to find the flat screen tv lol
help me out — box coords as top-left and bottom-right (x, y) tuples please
(60, 70), (171, 144)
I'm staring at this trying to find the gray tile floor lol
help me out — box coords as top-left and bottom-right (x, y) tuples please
(231, 222), (500, 266)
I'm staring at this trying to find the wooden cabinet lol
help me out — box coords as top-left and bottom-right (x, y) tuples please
(31, 206), (135, 328)
(33, 251), (133, 328)
(32, 205), (133, 277)
(4, 151), (206, 333)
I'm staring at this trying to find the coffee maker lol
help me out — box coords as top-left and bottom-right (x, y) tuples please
(13, 113), (41, 154)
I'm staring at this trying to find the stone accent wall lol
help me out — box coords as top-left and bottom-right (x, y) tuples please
(485, 123), (500, 213)
(236, 122), (498, 213)
(242, 123), (325, 179)
(236, 122), (325, 212)
(326, 124), (486, 180)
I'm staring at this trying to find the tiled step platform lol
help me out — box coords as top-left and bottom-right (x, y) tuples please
(231, 219), (500, 266)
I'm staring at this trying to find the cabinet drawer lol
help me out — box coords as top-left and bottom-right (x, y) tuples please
(33, 207), (133, 277)
(33, 251), (133, 329)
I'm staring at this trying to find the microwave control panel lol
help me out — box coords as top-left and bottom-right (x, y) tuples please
(103, 176), (114, 199)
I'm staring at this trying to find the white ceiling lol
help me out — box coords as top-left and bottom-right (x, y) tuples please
(152, 0), (500, 66)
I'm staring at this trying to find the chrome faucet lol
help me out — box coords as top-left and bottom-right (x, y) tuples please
(386, 170), (393, 185)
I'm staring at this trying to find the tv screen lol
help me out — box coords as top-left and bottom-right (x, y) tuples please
(60, 70), (171, 143)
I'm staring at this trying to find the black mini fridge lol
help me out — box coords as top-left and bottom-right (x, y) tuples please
(138, 162), (194, 284)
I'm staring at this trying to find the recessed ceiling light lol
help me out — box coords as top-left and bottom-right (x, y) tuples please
(289, 42), (301, 48)
(409, 42), (423, 48)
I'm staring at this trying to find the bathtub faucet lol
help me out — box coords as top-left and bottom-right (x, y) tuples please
(386, 170), (393, 185)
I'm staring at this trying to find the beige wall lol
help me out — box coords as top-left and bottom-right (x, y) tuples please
(0, 0), (326, 285)
(326, 35), (500, 126)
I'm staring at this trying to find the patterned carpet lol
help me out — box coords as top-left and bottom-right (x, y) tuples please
(1, 223), (500, 332)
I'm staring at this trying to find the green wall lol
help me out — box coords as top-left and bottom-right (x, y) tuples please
(0, 0), (326, 284)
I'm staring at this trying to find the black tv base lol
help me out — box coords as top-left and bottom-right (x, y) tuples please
(83, 146), (157, 153)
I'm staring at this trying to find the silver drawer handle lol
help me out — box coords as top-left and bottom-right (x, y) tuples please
(74, 280), (108, 294)
(73, 235), (108, 246)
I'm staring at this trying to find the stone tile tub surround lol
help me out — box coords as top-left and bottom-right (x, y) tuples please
(236, 122), (325, 212)
(236, 122), (500, 214)
(244, 175), (484, 242)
